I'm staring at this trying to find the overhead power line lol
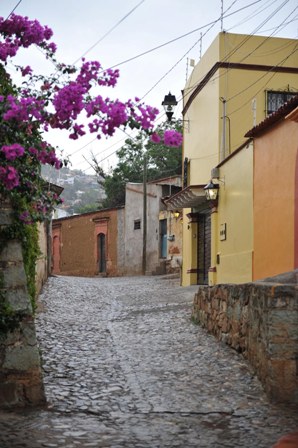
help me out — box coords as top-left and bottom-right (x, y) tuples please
(72, 0), (297, 172)
(106, 0), (263, 71)
(227, 43), (298, 110)
(5, 0), (22, 19)
(72, 0), (146, 65)
(140, 0), (238, 100)
(182, 0), (295, 101)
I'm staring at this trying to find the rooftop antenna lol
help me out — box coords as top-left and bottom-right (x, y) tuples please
(221, 0), (224, 32)
(186, 58), (196, 82)
(199, 32), (202, 59)
(186, 58), (189, 83)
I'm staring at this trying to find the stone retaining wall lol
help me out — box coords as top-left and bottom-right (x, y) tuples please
(192, 271), (298, 403)
(0, 197), (45, 408)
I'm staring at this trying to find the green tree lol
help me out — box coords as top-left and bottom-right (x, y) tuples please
(100, 119), (182, 208)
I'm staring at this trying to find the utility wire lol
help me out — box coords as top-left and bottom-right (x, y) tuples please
(5, 0), (22, 19)
(142, 0), (297, 112)
(226, 0), (278, 32)
(227, 43), (298, 111)
(72, 0), (146, 65)
(183, 0), (294, 99)
(81, 1), (298, 171)
(140, 0), (238, 100)
(106, 0), (263, 71)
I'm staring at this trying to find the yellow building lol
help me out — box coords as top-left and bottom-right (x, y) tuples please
(166, 32), (298, 286)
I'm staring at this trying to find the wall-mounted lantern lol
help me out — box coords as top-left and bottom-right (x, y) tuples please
(204, 180), (220, 202)
(162, 92), (178, 122)
(173, 211), (181, 219)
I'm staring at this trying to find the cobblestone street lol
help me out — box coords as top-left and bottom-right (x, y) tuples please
(0, 275), (297, 447)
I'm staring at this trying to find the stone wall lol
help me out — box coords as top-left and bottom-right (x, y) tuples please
(192, 270), (298, 403)
(0, 197), (45, 408)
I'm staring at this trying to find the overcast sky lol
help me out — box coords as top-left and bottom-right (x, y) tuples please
(1, 0), (297, 174)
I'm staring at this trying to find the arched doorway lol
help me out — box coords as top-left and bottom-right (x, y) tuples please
(97, 233), (106, 273)
(52, 234), (60, 274)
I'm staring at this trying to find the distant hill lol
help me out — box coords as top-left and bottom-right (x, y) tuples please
(42, 166), (106, 216)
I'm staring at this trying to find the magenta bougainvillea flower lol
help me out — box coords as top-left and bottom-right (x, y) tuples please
(150, 133), (161, 143)
(0, 166), (19, 189)
(1, 143), (25, 160)
(163, 129), (183, 147)
(0, 13), (182, 224)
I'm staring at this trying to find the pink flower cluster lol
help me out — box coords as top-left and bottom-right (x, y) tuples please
(0, 14), (55, 62)
(88, 99), (129, 138)
(1, 143), (25, 160)
(150, 130), (183, 147)
(0, 166), (19, 189)
(19, 210), (33, 224)
(163, 129), (183, 147)
(0, 12), (183, 225)
(28, 144), (62, 169)
(133, 104), (159, 130)
(3, 95), (44, 122)
(52, 82), (86, 122)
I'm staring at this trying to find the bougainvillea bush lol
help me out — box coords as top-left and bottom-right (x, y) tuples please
(0, 13), (182, 224)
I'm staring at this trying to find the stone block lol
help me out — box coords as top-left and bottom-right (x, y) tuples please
(3, 342), (40, 371)
(268, 359), (297, 402)
(24, 379), (46, 405)
(268, 342), (297, 359)
(0, 209), (13, 226)
(269, 310), (298, 328)
(1, 263), (27, 288)
(0, 381), (23, 407)
(0, 240), (23, 262)
(4, 287), (32, 313)
(212, 297), (219, 310)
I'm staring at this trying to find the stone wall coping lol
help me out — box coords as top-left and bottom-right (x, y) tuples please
(258, 270), (298, 285)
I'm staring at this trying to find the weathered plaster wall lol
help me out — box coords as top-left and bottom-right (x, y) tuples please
(124, 183), (161, 276)
(0, 197), (45, 408)
(192, 270), (298, 403)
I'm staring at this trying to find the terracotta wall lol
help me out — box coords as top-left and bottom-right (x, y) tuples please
(52, 207), (124, 277)
(253, 119), (298, 280)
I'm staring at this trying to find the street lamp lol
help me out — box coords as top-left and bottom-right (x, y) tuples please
(162, 92), (178, 122)
(142, 92), (178, 275)
(204, 180), (220, 202)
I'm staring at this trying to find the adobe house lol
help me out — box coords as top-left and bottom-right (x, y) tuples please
(52, 207), (125, 277)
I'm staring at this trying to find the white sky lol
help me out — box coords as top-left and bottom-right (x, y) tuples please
(1, 0), (298, 174)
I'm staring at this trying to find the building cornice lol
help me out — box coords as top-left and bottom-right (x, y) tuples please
(182, 61), (298, 116)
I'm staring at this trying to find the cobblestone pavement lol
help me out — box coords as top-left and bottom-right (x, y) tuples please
(0, 275), (297, 448)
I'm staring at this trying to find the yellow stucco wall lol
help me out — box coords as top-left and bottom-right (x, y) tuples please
(181, 31), (298, 286)
(253, 119), (298, 280)
(212, 143), (253, 284)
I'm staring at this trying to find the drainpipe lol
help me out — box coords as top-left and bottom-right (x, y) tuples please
(142, 153), (147, 275)
(220, 97), (226, 162)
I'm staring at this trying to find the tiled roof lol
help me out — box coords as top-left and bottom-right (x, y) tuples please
(245, 94), (298, 138)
